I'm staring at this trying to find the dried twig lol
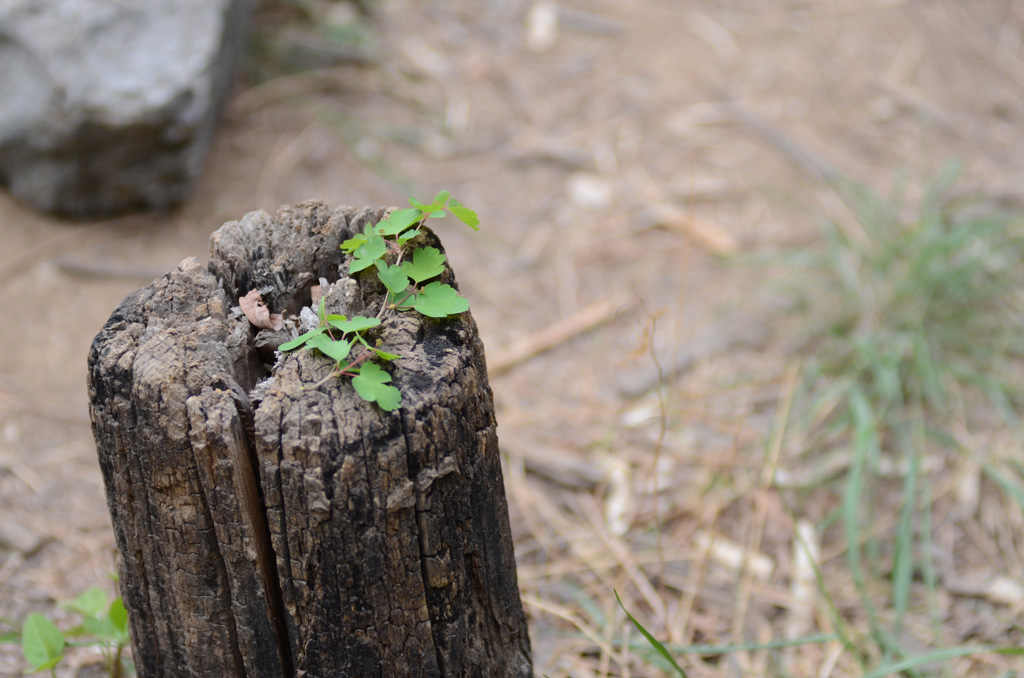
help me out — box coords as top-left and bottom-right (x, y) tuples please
(489, 293), (630, 376)
(718, 97), (843, 186)
(648, 203), (739, 256)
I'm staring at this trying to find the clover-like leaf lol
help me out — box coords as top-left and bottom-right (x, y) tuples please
(448, 198), (479, 230)
(327, 316), (381, 334)
(409, 189), (450, 214)
(21, 613), (64, 672)
(410, 282), (469, 317)
(349, 234), (388, 273)
(400, 246), (446, 283)
(307, 334), (353, 364)
(375, 260), (411, 294)
(352, 362), (402, 411)
(340, 233), (368, 254)
(375, 208), (423, 236)
(279, 326), (327, 352)
(397, 228), (421, 245)
(389, 289), (415, 306)
(349, 258), (375, 274)
(430, 189), (450, 207)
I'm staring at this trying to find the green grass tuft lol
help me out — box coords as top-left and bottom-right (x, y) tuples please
(624, 164), (1024, 676)
(803, 162), (1024, 425)
(789, 162), (1024, 670)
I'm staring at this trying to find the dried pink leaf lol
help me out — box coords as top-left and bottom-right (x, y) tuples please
(239, 289), (284, 331)
(311, 284), (323, 306)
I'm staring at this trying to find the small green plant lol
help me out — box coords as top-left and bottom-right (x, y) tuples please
(280, 190), (478, 411)
(617, 589), (1024, 676)
(615, 590), (690, 678)
(786, 162), (1024, 669)
(802, 162), (1024, 425)
(0, 587), (131, 677)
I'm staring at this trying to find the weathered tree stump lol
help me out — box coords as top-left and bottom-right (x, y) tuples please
(88, 201), (533, 677)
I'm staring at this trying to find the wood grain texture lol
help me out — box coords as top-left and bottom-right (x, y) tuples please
(88, 201), (532, 677)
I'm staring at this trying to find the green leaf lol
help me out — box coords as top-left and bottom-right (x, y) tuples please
(615, 590), (689, 678)
(353, 335), (402, 360)
(375, 260), (411, 294)
(349, 235), (388, 273)
(327, 316), (381, 334)
(349, 257), (376, 274)
(63, 624), (90, 639)
(65, 588), (108, 619)
(21, 614), (64, 672)
(375, 208), (423, 236)
(861, 646), (1024, 678)
(368, 346), (402, 361)
(410, 282), (469, 318)
(81, 598), (130, 644)
(409, 190), (451, 215)
(431, 189), (450, 207)
(83, 615), (120, 643)
(109, 599), (129, 642)
(307, 334), (353, 364)
(390, 289), (414, 306)
(279, 326), (327, 352)
(448, 198), (479, 230)
(400, 246), (446, 284)
(340, 233), (368, 254)
(351, 362), (402, 411)
(397, 228), (421, 245)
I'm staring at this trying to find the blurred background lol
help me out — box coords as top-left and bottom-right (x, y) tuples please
(3, 0), (1024, 675)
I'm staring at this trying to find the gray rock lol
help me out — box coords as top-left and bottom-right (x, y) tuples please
(0, 0), (255, 218)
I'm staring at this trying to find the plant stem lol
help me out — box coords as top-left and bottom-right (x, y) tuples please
(337, 350), (374, 377)
(376, 293), (392, 319)
(392, 290), (417, 309)
(305, 369), (342, 391)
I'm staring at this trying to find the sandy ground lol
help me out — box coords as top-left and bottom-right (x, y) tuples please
(3, 1), (1024, 675)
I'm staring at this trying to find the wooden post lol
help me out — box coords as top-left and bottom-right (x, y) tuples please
(88, 201), (533, 677)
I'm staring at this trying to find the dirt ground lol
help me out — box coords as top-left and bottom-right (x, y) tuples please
(3, 1), (1024, 675)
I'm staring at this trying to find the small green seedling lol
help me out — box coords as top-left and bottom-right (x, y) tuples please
(280, 191), (478, 410)
(1, 587), (132, 677)
(20, 614), (64, 674)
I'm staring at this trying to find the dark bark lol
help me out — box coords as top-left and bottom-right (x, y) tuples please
(88, 201), (533, 677)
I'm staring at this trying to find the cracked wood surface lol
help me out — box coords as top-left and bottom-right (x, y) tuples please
(88, 201), (532, 677)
